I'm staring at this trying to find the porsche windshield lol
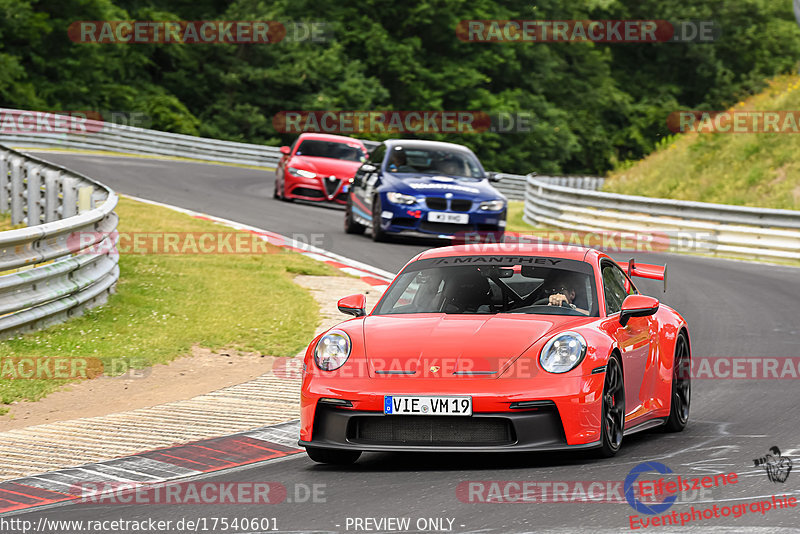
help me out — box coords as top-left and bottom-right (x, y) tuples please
(296, 140), (365, 161)
(386, 147), (485, 180)
(374, 257), (598, 317)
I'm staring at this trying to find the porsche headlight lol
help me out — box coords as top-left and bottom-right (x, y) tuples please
(289, 167), (316, 179)
(314, 330), (351, 371)
(479, 199), (506, 211)
(539, 332), (587, 374)
(386, 192), (417, 205)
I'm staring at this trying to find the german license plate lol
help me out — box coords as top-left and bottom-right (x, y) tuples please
(384, 395), (472, 416)
(427, 211), (469, 224)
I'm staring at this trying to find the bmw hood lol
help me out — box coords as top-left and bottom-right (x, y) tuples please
(359, 314), (571, 377)
(386, 174), (504, 200)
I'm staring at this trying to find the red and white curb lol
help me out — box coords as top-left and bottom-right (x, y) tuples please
(124, 195), (395, 291)
(0, 421), (302, 515)
(0, 196), (395, 515)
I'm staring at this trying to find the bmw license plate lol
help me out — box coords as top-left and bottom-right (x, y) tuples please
(384, 395), (472, 416)
(427, 212), (469, 224)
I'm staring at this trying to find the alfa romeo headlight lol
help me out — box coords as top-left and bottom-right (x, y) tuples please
(479, 199), (506, 211)
(314, 330), (351, 371)
(289, 167), (316, 179)
(539, 332), (587, 374)
(386, 192), (417, 205)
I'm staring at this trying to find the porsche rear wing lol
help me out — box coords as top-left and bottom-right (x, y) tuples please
(618, 259), (667, 292)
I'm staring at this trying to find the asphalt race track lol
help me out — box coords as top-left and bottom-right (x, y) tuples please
(12, 152), (800, 532)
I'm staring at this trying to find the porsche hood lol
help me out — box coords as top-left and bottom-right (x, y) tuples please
(358, 314), (577, 377)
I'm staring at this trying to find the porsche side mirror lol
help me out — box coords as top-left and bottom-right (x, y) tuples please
(488, 172), (501, 182)
(360, 164), (377, 173)
(619, 295), (659, 326)
(280, 146), (291, 155)
(338, 294), (367, 317)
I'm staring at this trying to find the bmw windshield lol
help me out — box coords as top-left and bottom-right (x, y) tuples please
(385, 146), (486, 180)
(374, 256), (598, 317)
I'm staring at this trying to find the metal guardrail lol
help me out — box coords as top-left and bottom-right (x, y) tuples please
(0, 108), (282, 168)
(494, 173), (604, 201)
(0, 144), (119, 338)
(523, 176), (800, 261)
(0, 108), (604, 200)
(10, 107), (794, 263)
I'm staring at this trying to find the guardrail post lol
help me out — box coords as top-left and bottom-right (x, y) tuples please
(62, 176), (78, 218)
(10, 156), (25, 225)
(43, 169), (61, 222)
(78, 186), (94, 213)
(0, 151), (9, 213)
(25, 162), (44, 227)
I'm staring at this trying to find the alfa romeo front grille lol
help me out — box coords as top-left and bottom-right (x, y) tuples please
(322, 176), (340, 197)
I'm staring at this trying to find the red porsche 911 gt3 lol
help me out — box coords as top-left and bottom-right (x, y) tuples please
(299, 244), (691, 464)
(274, 133), (368, 205)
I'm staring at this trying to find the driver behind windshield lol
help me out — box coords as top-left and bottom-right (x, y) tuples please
(545, 273), (590, 315)
(437, 157), (462, 176)
(387, 146), (416, 172)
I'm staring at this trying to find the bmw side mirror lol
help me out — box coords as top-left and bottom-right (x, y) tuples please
(361, 164), (377, 173)
(619, 295), (659, 326)
(280, 146), (290, 155)
(338, 294), (367, 317)
(488, 172), (501, 182)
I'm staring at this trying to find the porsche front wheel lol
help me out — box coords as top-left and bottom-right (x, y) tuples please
(305, 447), (361, 465)
(664, 333), (690, 432)
(597, 355), (625, 457)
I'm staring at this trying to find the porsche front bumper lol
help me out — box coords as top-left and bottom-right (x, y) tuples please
(299, 374), (606, 452)
(299, 404), (601, 453)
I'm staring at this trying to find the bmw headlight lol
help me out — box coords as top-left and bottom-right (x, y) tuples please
(479, 199), (506, 211)
(539, 332), (587, 374)
(386, 192), (417, 205)
(314, 330), (351, 371)
(289, 167), (316, 179)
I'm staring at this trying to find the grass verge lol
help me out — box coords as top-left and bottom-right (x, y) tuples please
(505, 201), (549, 234)
(604, 74), (800, 210)
(0, 197), (336, 412)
